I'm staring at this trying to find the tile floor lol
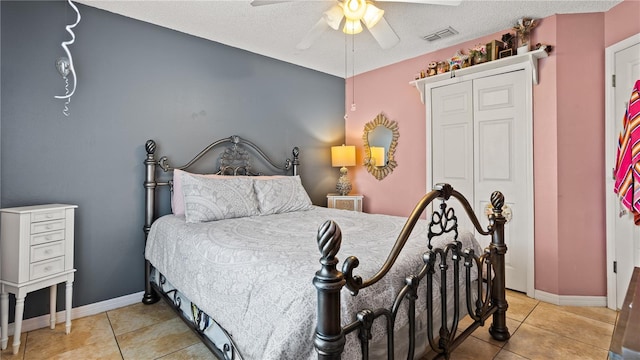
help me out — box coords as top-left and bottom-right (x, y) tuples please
(0, 290), (617, 360)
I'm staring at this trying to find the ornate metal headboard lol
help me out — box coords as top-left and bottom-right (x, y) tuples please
(142, 135), (300, 305)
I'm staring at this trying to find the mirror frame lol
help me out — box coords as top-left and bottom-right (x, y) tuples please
(362, 113), (399, 180)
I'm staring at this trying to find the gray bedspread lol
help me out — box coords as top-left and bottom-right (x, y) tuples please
(145, 206), (482, 359)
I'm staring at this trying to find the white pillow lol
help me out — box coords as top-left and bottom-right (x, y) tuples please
(253, 176), (313, 215)
(181, 173), (259, 223)
(171, 169), (225, 216)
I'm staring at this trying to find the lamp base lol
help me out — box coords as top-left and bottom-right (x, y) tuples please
(336, 167), (352, 196)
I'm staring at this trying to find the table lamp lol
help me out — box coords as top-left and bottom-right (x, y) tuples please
(331, 145), (356, 195)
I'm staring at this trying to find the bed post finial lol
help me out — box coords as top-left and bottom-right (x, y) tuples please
(490, 191), (504, 212)
(313, 220), (346, 359)
(145, 139), (156, 155)
(292, 146), (300, 176)
(488, 190), (510, 341)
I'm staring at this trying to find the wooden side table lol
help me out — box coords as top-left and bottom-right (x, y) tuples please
(0, 204), (77, 354)
(327, 194), (363, 212)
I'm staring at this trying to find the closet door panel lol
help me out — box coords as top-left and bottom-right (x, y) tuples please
(478, 119), (512, 182)
(431, 81), (474, 232)
(474, 70), (529, 292)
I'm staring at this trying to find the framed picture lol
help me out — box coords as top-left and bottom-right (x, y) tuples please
(486, 40), (505, 61)
(499, 48), (513, 59)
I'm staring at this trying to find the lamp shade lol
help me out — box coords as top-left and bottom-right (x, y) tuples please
(331, 145), (356, 167)
(323, 4), (344, 30)
(362, 3), (384, 28)
(343, 19), (363, 35)
(370, 146), (385, 167)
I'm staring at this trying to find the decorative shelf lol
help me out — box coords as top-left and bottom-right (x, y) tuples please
(410, 48), (549, 103)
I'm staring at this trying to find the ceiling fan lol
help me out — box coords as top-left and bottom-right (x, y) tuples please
(251, 0), (461, 50)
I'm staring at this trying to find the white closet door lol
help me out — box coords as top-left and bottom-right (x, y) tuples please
(431, 80), (475, 232)
(473, 70), (530, 292)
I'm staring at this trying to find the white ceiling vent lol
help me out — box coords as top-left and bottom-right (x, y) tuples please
(422, 27), (458, 42)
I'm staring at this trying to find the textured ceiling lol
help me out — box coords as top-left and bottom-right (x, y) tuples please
(76, 0), (621, 77)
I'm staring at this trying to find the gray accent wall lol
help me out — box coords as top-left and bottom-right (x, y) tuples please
(1, 1), (345, 320)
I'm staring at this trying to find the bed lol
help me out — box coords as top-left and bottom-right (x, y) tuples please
(141, 136), (510, 360)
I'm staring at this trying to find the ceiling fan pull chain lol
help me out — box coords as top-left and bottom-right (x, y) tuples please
(351, 32), (357, 112)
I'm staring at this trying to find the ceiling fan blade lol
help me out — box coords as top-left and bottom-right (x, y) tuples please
(366, 16), (399, 49)
(296, 17), (331, 50)
(377, 0), (461, 5)
(250, 0), (293, 6)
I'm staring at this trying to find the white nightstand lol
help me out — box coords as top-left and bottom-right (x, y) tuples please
(327, 194), (364, 212)
(0, 204), (77, 354)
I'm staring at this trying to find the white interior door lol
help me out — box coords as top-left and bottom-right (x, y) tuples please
(430, 70), (532, 293)
(431, 81), (474, 232)
(607, 36), (640, 309)
(473, 70), (531, 293)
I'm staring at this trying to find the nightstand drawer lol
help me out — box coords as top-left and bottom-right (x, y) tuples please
(30, 256), (65, 280)
(30, 219), (65, 235)
(31, 209), (66, 223)
(31, 241), (65, 263)
(327, 194), (364, 212)
(31, 229), (65, 245)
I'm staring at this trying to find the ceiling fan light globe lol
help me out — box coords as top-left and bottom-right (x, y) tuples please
(342, 0), (367, 20)
(343, 19), (363, 34)
(324, 4), (344, 30)
(362, 3), (384, 28)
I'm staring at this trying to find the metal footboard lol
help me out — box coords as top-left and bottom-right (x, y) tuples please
(314, 183), (510, 359)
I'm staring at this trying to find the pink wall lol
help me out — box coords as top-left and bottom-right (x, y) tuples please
(556, 13), (606, 296)
(531, 16), (560, 294)
(345, 1), (639, 297)
(605, 0), (640, 47)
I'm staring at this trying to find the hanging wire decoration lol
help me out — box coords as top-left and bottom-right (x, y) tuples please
(55, 0), (81, 117)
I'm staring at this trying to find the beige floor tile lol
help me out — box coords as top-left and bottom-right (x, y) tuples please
(505, 290), (539, 322)
(23, 313), (117, 360)
(117, 317), (199, 360)
(494, 349), (529, 359)
(157, 342), (218, 360)
(503, 323), (608, 360)
(107, 299), (176, 336)
(458, 315), (522, 347)
(0, 332), (27, 359)
(538, 302), (617, 325)
(422, 335), (501, 360)
(32, 338), (123, 360)
(525, 302), (614, 350)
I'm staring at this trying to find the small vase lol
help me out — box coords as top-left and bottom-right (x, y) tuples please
(517, 31), (530, 54)
(473, 54), (487, 65)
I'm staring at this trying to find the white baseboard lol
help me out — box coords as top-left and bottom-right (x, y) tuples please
(535, 289), (607, 307)
(5, 291), (144, 335)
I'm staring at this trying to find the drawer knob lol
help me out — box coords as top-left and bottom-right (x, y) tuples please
(46, 225), (52, 230)
(45, 249), (52, 254)
(45, 235), (52, 240)
(46, 214), (53, 218)
(44, 266), (52, 272)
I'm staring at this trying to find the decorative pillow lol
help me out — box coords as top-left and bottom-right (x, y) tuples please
(253, 176), (313, 215)
(171, 169), (225, 216)
(181, 173), (259, 223)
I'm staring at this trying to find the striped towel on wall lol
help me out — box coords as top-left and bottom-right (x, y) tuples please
(614, 79), (640, 224)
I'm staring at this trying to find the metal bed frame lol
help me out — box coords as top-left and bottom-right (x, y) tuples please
(141, 136), (510, 360)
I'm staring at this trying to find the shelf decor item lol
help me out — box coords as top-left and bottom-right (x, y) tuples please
(513, 17), (538, 55)
(469, 43), (488, 65)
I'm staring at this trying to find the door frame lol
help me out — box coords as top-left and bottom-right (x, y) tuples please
(605, 32), (640, 310)
(425, 61), (535, 298)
